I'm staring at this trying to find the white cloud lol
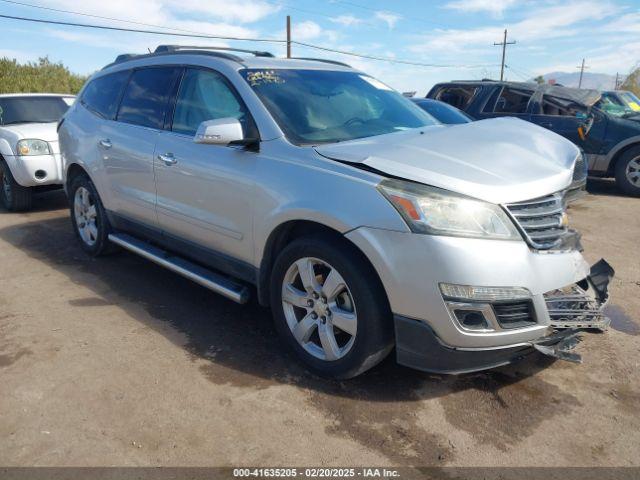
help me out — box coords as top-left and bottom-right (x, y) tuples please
(603, 12), (640, 33)
(173, 0), (280, 23)
(445, 0), (517, 17)
(411, 1), (615, 52)
(375, 11), (401, 29)
(292, 20), (323, 41)
(330, 15), (364, 27)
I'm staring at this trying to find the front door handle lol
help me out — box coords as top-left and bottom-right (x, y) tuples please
(99, 139), (112, 149)
(158, 152), (178, 166)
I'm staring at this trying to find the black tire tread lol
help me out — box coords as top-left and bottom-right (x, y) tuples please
(0, 160), (33, 211)
(270, 233), (394, 379)
(68, 173), (118, 256)
(614, 145), (640, 197)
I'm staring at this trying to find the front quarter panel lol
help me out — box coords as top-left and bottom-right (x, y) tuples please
(252, 141), (409, 265)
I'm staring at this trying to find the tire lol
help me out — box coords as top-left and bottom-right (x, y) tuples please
(270, 234), (394, 379)
(68, 173), (117, 256)
(0, 160), (33, 211)
(614, 146), (640, 196)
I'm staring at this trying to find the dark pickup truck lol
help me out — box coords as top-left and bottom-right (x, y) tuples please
(427, 80), (640, 195)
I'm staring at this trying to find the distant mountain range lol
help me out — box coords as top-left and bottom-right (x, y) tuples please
(535, 72), (618, 90)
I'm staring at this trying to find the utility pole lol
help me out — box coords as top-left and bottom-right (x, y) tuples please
(614, 72), (620, 90)
(577, 58), (589, 88)
(493, 29), (515, 81)
(286, 15), (291, 58)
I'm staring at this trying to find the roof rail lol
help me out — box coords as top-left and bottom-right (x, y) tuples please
(155, 45), (274, 57)
(290, 57), (351, 68)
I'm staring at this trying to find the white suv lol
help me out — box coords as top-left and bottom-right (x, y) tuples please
(0, 93), (74, 211)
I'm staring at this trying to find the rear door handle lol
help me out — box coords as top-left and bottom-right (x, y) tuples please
(99, 139), (112, 149)
(157, 152), (178, 166)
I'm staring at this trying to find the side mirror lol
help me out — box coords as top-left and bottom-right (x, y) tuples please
(194, 118), (244, 145)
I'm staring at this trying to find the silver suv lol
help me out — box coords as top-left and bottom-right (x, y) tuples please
(58, 46), (613, 378)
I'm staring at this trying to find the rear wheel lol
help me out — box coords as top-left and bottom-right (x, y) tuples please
(614, 146), (640, 196)
(270, 234), (393, 379)
(68, 174), (116, 256)
(0, 161), (33, 211)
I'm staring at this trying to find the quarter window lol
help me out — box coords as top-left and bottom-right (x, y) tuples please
(434, 86), (478, 110)
(117, 67), (180, 129)
(493, 88), (532, 114)
(172, 68), (250, 136)
(81, 70), (129, 119)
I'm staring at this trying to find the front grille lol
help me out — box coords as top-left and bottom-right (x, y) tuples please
(492, 300), (535, 329)
(506, 193), (568, 250)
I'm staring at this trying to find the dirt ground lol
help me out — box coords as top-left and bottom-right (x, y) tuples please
(0, 178), (638, 468)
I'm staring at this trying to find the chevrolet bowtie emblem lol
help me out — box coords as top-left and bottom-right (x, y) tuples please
(560, 212), (569, 228)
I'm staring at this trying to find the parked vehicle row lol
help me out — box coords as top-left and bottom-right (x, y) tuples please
(0, 94), (74, 210)
(427, 80), (640, 196)
(1, 46), (615, 378)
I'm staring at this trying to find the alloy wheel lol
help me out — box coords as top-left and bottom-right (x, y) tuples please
(281, 257), (357, 361)
(626, 156), (640, 187)
(74, 186), (98, 246)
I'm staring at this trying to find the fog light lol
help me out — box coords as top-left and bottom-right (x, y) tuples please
(454, 309), (489, 330)
(440, 283), (531, 301)
(35, 170), (47, 180)
(446, 301), (496, 331)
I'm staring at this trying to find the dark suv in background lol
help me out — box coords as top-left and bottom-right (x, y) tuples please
(427, 81), (640, 196)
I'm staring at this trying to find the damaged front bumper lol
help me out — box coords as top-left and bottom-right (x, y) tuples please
(544, 259), (614, 332)
(395, 260), (615, 374)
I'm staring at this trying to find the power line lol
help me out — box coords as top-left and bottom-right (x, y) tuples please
(0, 0), (264, 38)
(0, 12), (499, 69)
(292, 40), (495, 68)
(0, 13), (284, 43)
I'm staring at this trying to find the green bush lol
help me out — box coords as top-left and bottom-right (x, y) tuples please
(0, 56), (87, 95)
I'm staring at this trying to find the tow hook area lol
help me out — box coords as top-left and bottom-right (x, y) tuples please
(532, 259), (615, 364)
(530, 329), (583, 363)
(544, 259), (615, 332)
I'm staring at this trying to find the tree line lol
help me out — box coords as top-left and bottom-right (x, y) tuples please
(0, 56), (86, 95)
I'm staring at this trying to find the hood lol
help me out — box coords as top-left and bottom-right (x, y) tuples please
(0, 122), (59, 143)
(535, 84), (601, 108)
(314, 117), (579, 204)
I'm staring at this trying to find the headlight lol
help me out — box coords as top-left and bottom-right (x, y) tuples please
(378, 178), (521, 240)
(17, 139), (51, 156)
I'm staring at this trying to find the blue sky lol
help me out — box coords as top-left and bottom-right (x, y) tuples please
(0, 0), (638, 94)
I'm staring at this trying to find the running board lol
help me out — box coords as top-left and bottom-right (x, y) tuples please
(108, 233), (250, 304)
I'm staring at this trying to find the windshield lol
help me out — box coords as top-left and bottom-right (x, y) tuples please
(240, 69), (437, 144)
(0, 96), (71, 125)
(598, 92), (640, 117)
(413, 99), (472, 124)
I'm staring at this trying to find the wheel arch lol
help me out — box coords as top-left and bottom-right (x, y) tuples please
(256, 219), (389, 310)
(606, 137), (640, 176)
(65, 162), (90, 192)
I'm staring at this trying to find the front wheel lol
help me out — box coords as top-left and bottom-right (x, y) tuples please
(0, 161), (33, 211)
(614, 146), (640, 196)
(270, 235), (393, 379)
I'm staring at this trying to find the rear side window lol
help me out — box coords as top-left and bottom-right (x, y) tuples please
(81, 71), (129, 119)
(493, 88), (532, 114)
(172, 68), (251, 136)
(117, 67), (181, 129)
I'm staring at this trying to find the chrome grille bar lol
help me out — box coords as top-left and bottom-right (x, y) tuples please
(505, 192), (568, 250)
